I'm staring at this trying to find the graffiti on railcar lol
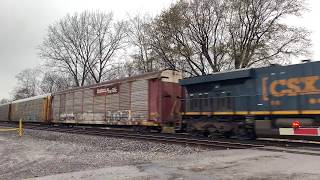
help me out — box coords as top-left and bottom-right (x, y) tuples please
(60, 113), (76, 121)
(106, 110), (130, 121)
(59, 110), (148, 124)
(106, 110), (147, 121)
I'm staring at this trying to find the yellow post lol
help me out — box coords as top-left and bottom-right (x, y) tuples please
(18, 119), (23, 137)
(0, 119), (23, 136)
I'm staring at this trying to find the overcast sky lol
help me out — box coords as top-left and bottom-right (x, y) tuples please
(0, 0), (319, 99)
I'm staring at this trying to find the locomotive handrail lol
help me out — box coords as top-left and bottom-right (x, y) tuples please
(0, 119), (23, 137)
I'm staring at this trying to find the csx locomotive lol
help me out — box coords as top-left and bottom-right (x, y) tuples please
(180, 61), (320, 140)
(1, 62), (320, 140)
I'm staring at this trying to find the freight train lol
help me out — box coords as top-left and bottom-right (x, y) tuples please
(1, 62), (320, 140)
(0, 70), (183, 132)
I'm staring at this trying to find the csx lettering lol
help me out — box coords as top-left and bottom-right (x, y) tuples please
(269, 76), (320, 97)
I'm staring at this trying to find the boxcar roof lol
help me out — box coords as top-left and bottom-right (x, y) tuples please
(0, 102), (11, 106)
(11, 94), (51, 104)
(53, 70), (174, 95)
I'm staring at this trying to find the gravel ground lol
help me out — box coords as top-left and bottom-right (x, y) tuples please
(0, 129), (204, 180)
(30, 149), (320, 180)
(2, 129), (320, 180)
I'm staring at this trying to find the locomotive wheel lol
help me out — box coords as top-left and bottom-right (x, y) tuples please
(204, 126), (222, 138)
(236, 126), (256, 140)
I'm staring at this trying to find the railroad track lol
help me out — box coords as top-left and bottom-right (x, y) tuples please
(2, 122), (320, 155)
(0, 122), (263, 149)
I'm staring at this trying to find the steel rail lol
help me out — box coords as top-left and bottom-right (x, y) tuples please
(2, 122), (320, 155)
(0, 122), (262, 149)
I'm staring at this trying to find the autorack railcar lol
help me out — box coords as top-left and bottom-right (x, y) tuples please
(0, 103), (10, 121)
(180, 61), (320, 140)
(50, 70), (183, 131)
(0, 70), (183, 131)
(10, 94), (51, 123)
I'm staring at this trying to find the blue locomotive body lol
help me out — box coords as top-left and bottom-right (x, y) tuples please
(180, 61), (320, 139)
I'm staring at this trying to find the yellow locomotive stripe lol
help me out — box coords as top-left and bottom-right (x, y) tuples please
(181, 110), (320, 116)
(249, 111), (271, 115)
(271, 111), (300, 115)
(182, 112), (202, 115)
(301, 110), (320, 115)
(235, 111), (249, 115)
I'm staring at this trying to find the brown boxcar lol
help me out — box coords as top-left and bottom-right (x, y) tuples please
(10, 94), (51, 123)
(0, 103), (10, 121)
(51, 70), (182, 129)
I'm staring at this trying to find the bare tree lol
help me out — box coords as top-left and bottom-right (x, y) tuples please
(12, 68), (41, 100)
(184, 0), (229, 73)
(149, 0), (310, 76)
(127, 14), (161, 73)
(150, 0), (229, 76)
(147, 21), (182, 72)
(122, 61), (137, 77)
(39, 11), (127, 86)
(38, 1), (310, 82)
(40, 71), (72, 93)
(0, 98), (10, 104)
(88, 14), (127, 83)
(226, 0), (310, 69)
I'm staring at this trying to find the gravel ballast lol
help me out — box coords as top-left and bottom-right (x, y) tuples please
(30, 150), (320, 180)
(2, 129), (320, 180)
(0, 129), (203, 180)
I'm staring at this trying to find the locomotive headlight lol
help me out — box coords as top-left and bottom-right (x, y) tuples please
(292, 121), (301, 128)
